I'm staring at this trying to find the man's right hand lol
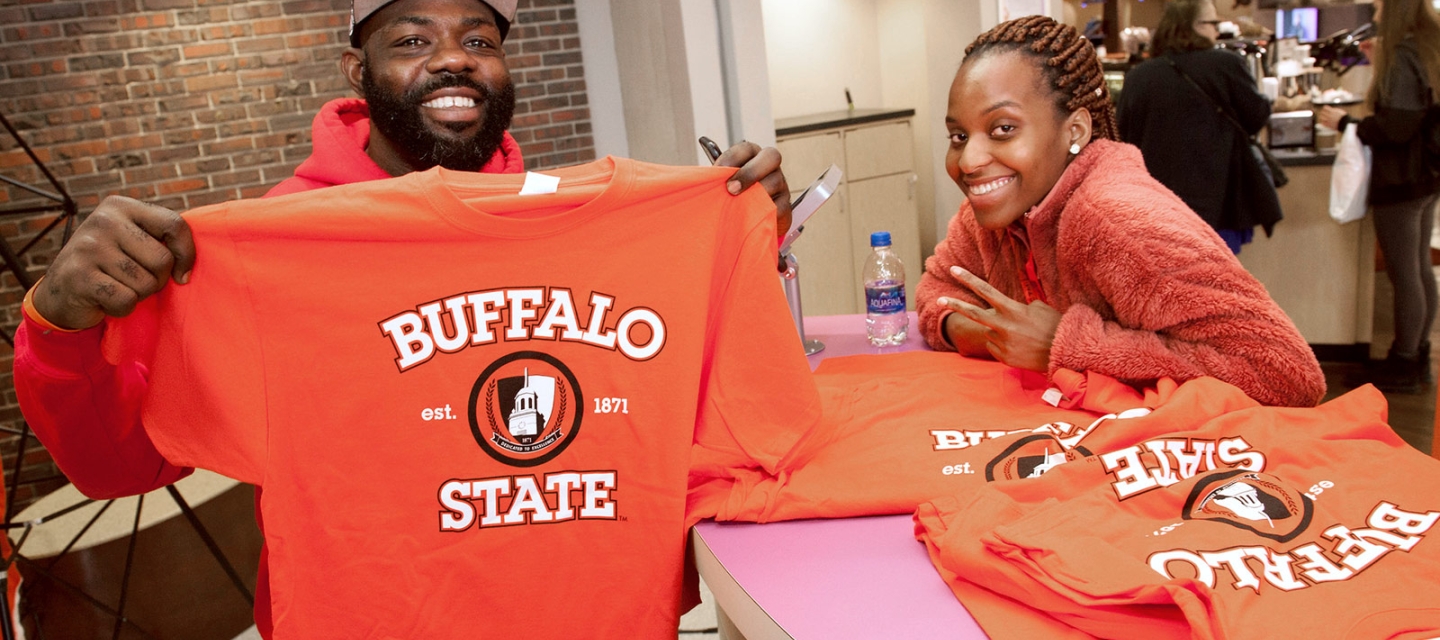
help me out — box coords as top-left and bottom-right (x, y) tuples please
(33, 196), (195, 331)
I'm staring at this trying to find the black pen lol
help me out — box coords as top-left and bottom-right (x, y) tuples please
(698, 136), (723, 165)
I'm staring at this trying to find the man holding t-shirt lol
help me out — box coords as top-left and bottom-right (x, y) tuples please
(13, 0), (794, 635)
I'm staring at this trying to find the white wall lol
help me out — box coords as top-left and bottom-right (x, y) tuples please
(716, 0), (778, 149)
(678, 0), (776, 161)
(602, 0), (774, 166)
(874, 0), (936, 252)
(879, 0), (992, 253)
(759, 0), (886, 120)
(680, 0), (731, 164)
(575, 0), (629, 159)
(758, 0), (1042, 257)
(607, 1), (695, 165)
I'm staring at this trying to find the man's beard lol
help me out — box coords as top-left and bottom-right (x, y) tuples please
(361, 67), (516, 172)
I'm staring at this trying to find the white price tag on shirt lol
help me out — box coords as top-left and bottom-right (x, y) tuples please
(1041, 387), (1066, 407)
(519, 171), (560, 195)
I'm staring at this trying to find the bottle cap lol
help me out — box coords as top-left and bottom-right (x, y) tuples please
(870, 231), (892, 247)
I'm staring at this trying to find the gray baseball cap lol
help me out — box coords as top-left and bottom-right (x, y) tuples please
(349, 0), (518, 46)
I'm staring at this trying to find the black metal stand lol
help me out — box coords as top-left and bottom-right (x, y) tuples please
(0, 447), (257, 638)
(0, 109), (254, 638)
(0, 110), (79, 331)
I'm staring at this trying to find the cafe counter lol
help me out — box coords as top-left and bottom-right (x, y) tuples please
(1236, 147), (1375, 360)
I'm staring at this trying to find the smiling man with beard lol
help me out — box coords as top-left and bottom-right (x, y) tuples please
(348, 0), (518, 175)
(360, 68), (516, 173)
(264, 0), (528, 195)
(10, 1), (795, 635)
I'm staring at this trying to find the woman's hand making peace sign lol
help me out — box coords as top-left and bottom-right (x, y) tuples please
(937, 266), (1061, 373)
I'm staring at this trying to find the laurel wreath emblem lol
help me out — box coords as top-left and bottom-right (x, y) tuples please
(485, 379), (496, 423)
(554, 378), (568, 423)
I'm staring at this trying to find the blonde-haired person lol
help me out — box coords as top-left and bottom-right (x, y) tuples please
(1118, 0), (1279, 254)
(916, 16), (1326, 407)
(1319, 0), (1440, 393)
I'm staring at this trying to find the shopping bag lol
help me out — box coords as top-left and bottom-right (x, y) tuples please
(1329, 122), (1371, 224)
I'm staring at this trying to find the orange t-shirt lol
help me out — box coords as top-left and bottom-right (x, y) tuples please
(916, 385), (1440, 639)
(104, 158), (822, 639)
(707, 351), (1258, 523)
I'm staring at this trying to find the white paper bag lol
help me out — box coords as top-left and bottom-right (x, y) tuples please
(1329, 122), (1371, 224)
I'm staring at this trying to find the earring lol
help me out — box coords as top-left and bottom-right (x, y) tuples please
(1069, 142), (1081, 155)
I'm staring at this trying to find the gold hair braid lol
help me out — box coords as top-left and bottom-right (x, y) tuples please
(965, 16), (1120, 141)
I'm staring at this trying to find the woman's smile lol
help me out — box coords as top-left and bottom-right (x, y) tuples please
(965, 175), (1015, 197)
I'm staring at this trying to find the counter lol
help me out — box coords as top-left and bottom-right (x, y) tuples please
(1237, 147), (1375, 360)
(1271, 147), (1338, 167)
(775, 108), (916, 137)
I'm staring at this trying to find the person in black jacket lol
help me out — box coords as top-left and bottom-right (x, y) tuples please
(1320, 0), (1440, 393)
(1118, 0), (1279, 254)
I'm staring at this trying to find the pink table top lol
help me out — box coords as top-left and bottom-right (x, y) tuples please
(692, 313), (988, 639)
(801, 312), (929, 370)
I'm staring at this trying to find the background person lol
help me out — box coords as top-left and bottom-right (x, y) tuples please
(14, 0), (793, 635)
(915, 15), (1325, 408)
(1117, 0), (1279, 254)
(1319, 0), (1440, 393)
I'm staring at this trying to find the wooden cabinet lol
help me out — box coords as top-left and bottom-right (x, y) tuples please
(775, 110), (921, 316)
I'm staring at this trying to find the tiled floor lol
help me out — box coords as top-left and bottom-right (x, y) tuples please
(228, 580), (722, 640)
(678, 581), (720, 638)
(1319, 265), (1438, 455)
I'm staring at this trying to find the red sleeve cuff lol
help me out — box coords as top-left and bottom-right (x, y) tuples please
(22, 278), (84, 334)
(15, 315), (108, 380)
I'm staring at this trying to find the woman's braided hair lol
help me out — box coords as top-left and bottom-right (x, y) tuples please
(964, 15), (1119, 142)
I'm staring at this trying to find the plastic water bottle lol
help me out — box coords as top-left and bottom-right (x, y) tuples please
(864, 231), (908, 346)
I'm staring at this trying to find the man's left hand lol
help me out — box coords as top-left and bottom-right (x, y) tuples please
(715, 141), (792, 243)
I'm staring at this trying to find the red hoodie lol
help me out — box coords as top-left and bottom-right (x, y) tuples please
(12, 97), (523, 637)
(267, 98), (523, 196)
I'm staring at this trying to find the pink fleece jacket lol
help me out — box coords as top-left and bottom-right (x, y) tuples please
(13, 97), (523, 637)
(916, 139), (1326, 408)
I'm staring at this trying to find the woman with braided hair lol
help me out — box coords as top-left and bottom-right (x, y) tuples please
(915, 16), (1326, 407)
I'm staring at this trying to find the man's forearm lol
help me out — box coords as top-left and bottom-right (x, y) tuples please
(13, 319), (190, 499)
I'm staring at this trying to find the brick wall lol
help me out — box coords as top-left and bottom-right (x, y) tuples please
(0, 0), (596, 511)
